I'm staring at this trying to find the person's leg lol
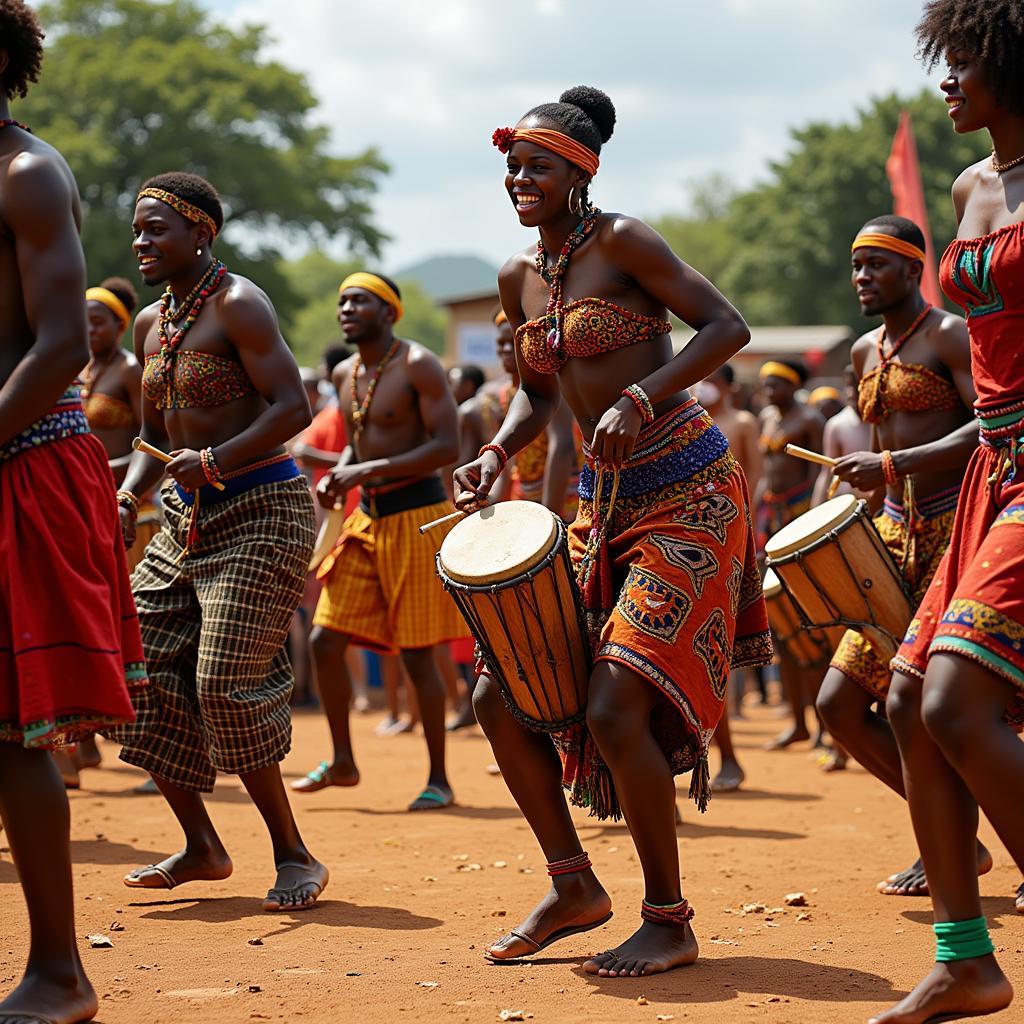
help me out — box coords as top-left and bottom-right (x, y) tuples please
(77, 735), (102, 769)
(711, 700), (744, 792)
(288, 609), (312, 706)
(583, 662), (698, 978)
(871, 670), (1012, 1024)
(473, 674), (610, 959)
(301, 625), (360, 786)
(347, 644), (371, 713)
(401, 645), (453, 809)
(765, 651), (811, 748)
(0, 743), (98, 1023)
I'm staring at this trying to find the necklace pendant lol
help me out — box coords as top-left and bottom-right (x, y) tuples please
(547, 327), (561, 351)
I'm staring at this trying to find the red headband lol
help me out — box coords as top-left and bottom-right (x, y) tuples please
(492, 126), (600, 177)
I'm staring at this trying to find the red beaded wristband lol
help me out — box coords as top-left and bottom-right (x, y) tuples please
(479, 443), (509, 471)
(881, 449), (900, 486)
(200, 447), (224, 485)
(621, 383), (655, 424)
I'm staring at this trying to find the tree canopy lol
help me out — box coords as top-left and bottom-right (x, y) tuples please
(19, 0), (388, 322)
(654, 91), (989, 331)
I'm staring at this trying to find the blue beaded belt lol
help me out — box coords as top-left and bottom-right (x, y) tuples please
(883, 483), (961, 523)
(0, 386), (90, 462)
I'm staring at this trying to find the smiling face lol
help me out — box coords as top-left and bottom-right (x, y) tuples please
(337, 287), (393, 344)
(132, 197), (210, 287)
(941, 46), (1003, 134)
(851, 240), (919, 317)
(504, 119), (587, 228)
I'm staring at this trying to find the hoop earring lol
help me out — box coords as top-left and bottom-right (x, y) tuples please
(567, 186), (581, 216)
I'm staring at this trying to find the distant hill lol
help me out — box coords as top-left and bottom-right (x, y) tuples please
(393, 254), (499, 304)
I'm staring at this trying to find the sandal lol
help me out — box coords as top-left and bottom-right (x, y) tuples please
(290, 761), (357, 793)
(485, 911), (614, 962)
(124, 863), (178, 890)
(408, 784), (454, 811)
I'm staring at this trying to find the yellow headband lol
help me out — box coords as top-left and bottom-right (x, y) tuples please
(494, 310), (508, 326)
(851, 233), (925, 262)
(86, 287), (131, 331)
(809, 385), (841, 405)
(136, 187), (219, 238)
(338, 272), (404, 322)
(760, 361), (802, 387)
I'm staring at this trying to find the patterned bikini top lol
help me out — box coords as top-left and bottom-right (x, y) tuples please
(857, 360), (962, 424)
(83, 390), (135, 430)
(516, 297), (671, 375)
(142, 349), (256, 410)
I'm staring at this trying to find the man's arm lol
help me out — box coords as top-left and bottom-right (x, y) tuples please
(0, 153), (88, 443)
(541, 396), (575, 517)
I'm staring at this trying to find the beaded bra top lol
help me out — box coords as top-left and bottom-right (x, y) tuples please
(83, 391), (135, 429)
(515, 297), (671, 376)
(857, 360), (962, 425)
(142, 349), (255, 410)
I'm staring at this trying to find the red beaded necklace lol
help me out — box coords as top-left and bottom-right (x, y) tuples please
(350, 339), (401, 442)
(156, 259), (227, 408)
(877, 304), (932, 365)
(535, 208), (601, 352)
(0, 120), (31, 132)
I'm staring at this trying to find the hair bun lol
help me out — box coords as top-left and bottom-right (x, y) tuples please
(559, 85), (615, 143)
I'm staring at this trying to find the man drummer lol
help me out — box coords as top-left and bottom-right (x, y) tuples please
(300, 272), (469, 810)
(755, 358), (826, 749)
(816, 214), (981, 897)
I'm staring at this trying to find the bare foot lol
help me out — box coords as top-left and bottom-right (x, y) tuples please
(877, 844), (993, 897)
(818, 750), (848, 772)
(0, 966), (98, 1024)
(868, 958), (1012, 1024)
(124, 846), (233, 890)
(52, 749), (79, 790)
(711, 759), (745, 793)
(446, 704), (476, 732)
(584, 919), (698, 977)
(486, 871), (612, 961)
(763, 724), (810, 750)
(263, 859), (329, 912)
(76, 735), (102, 770)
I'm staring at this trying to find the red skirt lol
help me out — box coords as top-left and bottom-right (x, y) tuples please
(0, 410), (145, 748)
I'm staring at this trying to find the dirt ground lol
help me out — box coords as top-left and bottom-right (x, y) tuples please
(1, 702), (1020, 1024)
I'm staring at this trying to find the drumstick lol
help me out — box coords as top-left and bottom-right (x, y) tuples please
(132, 437), (225, 491)
(418, 499), (490, 535)
(827, 476), (842, 500)
(785, 443), (837, 468)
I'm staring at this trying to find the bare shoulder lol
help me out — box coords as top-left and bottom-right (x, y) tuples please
(332, 352), (358, 389)
(930, 308), (970, 365)
(404, 339), (445, 376)
(735, 409), (758, 432)
(499, 249), (532, 288)
(601, 212), (667, 254)
(1, 143), (77, 227)
(850, 329), (877, 374)
(218, 272), (276, 318)
(951, 160), (986, 219)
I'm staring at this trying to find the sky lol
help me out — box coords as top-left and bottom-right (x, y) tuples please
(203, 0), (945, 273)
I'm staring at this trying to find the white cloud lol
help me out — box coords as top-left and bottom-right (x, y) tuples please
(212, 0), (944, 272)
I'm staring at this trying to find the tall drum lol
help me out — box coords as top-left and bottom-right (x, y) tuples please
(765, 494), (912, 662)
(762, 568), (832, 668)
(437, 501), (591, 732)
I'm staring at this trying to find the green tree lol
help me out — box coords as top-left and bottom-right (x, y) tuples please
(280, 251), (448, 367)
(653, 91), (988, 330)
(19, 0), (388, 324)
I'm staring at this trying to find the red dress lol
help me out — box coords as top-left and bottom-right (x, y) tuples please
(892, 220), (1024, 724)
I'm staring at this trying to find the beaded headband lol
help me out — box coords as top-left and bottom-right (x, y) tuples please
(85, 287), (131, 330)
(136, 187), (219, 238)
(492, 126), (600, 177)
(851, 232), (925, 262)
(339, 272), (404, 322)
(759, 361), (802, 387)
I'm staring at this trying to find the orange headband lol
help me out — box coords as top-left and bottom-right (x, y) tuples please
(809, 385), (841, 405)
(760, 361), (802, 387)
(85, 287), (131, 331)
(492, 126), (599, 177)
(137, 187), (219, 238)
(494, 310), (508, 326)
(851, 233), (925, 262)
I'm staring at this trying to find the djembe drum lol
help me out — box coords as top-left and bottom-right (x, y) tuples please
(762, 568), (832, 668)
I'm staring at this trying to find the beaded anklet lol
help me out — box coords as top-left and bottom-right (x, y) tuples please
(640, 898), (694, 926)
(115, 489), (140, 519)
(479, 443), (509, 473)
(621, 384), (655, 424)
(934, 916), (994, 962)
(546, 851), (592, 876)
(881, 449), (900, 486)
(200, 447), (224, 485)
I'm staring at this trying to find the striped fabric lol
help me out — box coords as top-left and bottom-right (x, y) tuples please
(112, 476), (315, 791)
(313, 500), (470, 652)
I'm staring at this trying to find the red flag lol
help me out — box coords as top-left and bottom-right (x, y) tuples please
(886, 111), (944, 308)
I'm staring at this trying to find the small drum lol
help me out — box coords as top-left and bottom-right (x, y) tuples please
(436, 500), (591, 732)
(126, 503), (161, 573)
(762, 568), (831, 668)
(765, 494), (912, 663)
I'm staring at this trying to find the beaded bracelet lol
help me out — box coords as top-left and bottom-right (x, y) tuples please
(200, 447), (224, 485)
(881, 449), (900, 486)
(621, 383), (655, 424)
(640, 897), (695, 926)
(546, 851), (592, 877)
(479, 443), (509, 472)
(115, 489), (140, 519)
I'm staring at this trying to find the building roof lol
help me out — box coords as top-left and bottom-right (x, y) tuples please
(673, 323), (852, 354)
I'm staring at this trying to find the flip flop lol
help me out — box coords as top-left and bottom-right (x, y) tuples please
(124, 863), (177, 890)
(263, 877), (326, 913)
(408, 785), (454, 811)
(485, 911), (614, 962)
(290, 761), (339, 793)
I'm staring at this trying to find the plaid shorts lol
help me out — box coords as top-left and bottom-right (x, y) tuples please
(112, 475), (315, 791)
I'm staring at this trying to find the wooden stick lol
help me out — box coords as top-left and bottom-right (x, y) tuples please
(785, 443), (837, 469)
(827, 476), (842, 500)
(418, 507), (466, 535)
(132, 437), (226, 491)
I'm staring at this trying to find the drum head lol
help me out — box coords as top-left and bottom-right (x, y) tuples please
(762, 568), (782, 598)
(439, 500), (559, 585)
(764, 494), (860, 560)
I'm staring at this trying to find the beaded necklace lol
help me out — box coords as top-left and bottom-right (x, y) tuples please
(156, 259), (227, 408)
(350, 339), (401, 442)
(0, 120), (31, 132)
(535, 208), (601, 352)
(876, 303), (932, 364)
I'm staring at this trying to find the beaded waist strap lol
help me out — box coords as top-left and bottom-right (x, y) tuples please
(0, 387), (90, 463)
(977, 397), (1024, 447)
(883, 483), (961, 523)
(174, 453), (300, 507)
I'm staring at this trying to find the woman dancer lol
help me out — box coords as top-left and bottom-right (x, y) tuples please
(872, 4), (1024, 1021)
(454, 86), (771, 977)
